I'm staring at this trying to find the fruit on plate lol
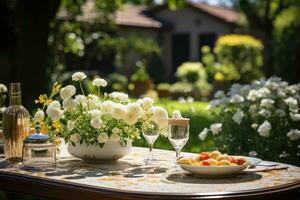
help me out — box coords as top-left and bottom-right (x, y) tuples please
(177, 150), (249, 167)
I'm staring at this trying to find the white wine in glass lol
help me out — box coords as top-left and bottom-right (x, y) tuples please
(168, 118), (189, 166)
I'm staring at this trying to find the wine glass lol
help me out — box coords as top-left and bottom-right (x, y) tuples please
(168, 118), (189, 168)
(142, 124), (159, 165)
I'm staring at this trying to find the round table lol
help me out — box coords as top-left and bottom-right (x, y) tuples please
(0, 146), (299, 199)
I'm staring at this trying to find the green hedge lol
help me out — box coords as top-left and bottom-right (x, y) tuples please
(133, 100), (215, 153)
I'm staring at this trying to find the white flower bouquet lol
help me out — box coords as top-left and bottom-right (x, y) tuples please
(33, 72), (169, 148)
(199, 77), (300, 164)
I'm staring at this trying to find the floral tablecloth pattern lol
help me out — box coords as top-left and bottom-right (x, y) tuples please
(0, 143), (299, 195)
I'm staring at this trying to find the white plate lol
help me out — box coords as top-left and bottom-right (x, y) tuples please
(178, 156), (261, 178)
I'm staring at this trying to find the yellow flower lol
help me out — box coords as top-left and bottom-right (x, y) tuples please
(52, 120), (61, 131)
(40, 122), (50, 134)
(52, 82), (61, 94)
(44, 99), (53, 106)
(35, 94), (47, 104)
(214, 72), (225, 81)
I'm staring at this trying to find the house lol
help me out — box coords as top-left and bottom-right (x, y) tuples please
(68, 0), (239, 80)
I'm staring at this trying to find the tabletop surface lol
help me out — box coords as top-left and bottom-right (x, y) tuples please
(0, 142), (300, 197)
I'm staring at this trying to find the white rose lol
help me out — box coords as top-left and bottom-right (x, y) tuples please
(0, 84), (7, 93)
(152, 106), (168, 127)
(199, 128), (209, 141)
(92, 78), (107, 87)
(72, 72), (87, 81)
(63, 98), (76, 110)
(60, 85), (76, 100)
(232, 110), (244, 125)
(230, 95), (244, 103)
(88, 109), (101, 119)
(258, 109), (271, 118)
(67, 120), (75, 131)
(46, 101), (62, 121)
(70, 133), (81, 143)
(109, 92), (129, 102)
(90, 118), (103, 129)
(284, 97), (298, 111)
(126, 103), (142, 118)
(110, 132), (120, 142)
(124, 110), (139, 125)
(112, 127), (121, 134)
(290, 113), (300, 121)
(257, 121), (271, 137)
(260, 99), (274, 109)
(0, 107), (6, 114)
(111, 103), (127, 120)
(33, 110), (45, 122)
(172, 110), (182, 119)
(210, 123), (222, 135)
(287, 129), (300, 141)
(97, 132), (109, 143)
(141, 97), (154, 109)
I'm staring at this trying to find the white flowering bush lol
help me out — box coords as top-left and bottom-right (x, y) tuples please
(199, 77), (300, 164)
(33, 72), (169, 147)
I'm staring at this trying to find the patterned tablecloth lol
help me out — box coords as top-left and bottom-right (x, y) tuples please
(0, 143), (299, 195)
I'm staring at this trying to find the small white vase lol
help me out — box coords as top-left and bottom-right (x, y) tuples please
(67, 140), (132, 162)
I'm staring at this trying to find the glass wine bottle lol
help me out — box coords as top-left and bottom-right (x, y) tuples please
(2, 83), (30, 161)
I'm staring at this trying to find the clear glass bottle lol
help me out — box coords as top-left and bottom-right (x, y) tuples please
(2, 83), (30, 161)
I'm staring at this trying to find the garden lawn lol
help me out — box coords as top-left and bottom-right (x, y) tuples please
(133, 100), (216, 153)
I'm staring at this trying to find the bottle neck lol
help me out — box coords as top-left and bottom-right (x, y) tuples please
(10, 94), (22, 105)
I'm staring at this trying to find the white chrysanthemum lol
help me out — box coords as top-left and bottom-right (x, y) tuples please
(275, 109), (286, 117)
(258, 109), (272, 118)
(111, 103), (127, 120)
(110, 132), (120, 142)
(257, 121), (271, 137)
(210, 123), (222, 135)
(46, 101), (62, 121)
(92, 78), (107, 87)
(172, 110), (182, 118)
(230, 95), (244, 103)
(232, 110), (244, 125)
(109, 92), (129, 102)
(97, 132), (109, 143)
(214, 90), (225, 99)
(33, 110), (45, 122)
(63, 98), (76, 110)
(60, 85), (76, 100)
(284, 97), (298, 111)
(0, 84), (7, 93)
(0, 107), (6, 114)
(112, 127), (121, 134)
(70, 133), (81, 143)
(260, 99), (274, 109)
(152, 106), (169, 127)
(287, 129), (300, 141)
(67, 120), (75, 131)
(88, 109), (101, 119)
(90, 118), (103, 129)
(72, 72), (87, 81)
(199, 128), (209, 141)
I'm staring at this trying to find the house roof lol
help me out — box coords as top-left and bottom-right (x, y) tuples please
(57, 0), (238, 28)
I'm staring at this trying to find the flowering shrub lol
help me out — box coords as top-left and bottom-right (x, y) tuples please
(199, 77), (300, 165)
(33, 72), (168, 147)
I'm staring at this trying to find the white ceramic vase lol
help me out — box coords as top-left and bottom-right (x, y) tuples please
(67, 140), (132, 162)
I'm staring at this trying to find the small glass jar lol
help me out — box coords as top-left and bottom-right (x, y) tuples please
(22, 132), (56, 167)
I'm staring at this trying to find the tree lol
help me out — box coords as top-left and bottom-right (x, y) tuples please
(236, 0), (300, 77)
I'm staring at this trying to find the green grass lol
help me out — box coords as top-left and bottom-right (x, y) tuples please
(133, 100), (216, 153)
